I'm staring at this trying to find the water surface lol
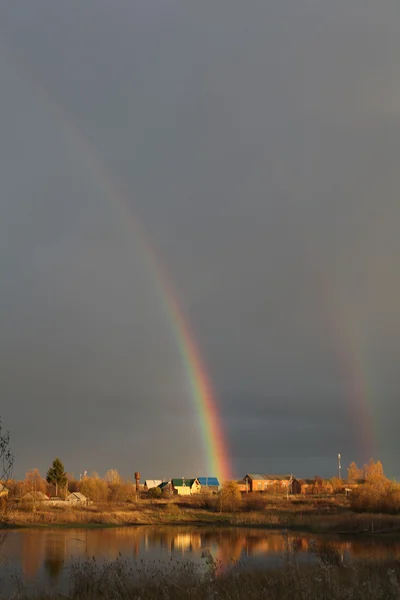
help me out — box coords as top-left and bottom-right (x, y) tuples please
(0, 526), (399, 596)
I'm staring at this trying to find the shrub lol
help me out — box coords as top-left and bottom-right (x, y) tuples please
(241, 493), (267, 512)
(350, 480), (400, 513)
(147, 486), (162, 499)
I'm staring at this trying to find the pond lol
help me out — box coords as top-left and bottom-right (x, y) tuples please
(0, 526), (399, 596)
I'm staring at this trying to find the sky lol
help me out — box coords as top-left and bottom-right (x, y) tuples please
(1, 0), (400, 481)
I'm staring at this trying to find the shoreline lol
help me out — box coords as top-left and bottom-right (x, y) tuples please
(3, 500), (400, 536)
(3, 523), (400, 538)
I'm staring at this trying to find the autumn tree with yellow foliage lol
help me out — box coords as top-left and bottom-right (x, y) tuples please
(348, 459), (400, 513)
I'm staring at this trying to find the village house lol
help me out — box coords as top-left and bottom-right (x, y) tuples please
(243, 474), (301, 494)
(46, 497), (66, 507)
(236, 479), (249, 493)
(197, 477), (220, 493)
(144, 480), (163, 491)
(300, 477), (334, 495)
(171, 478), (201, 496)
(66, 492), (88, 504)
(298, 479), (310, 495)
(20, 491), (49, 504)
(158, 481), (173, 496)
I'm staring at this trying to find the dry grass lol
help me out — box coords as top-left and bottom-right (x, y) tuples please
(7, 495), (400, 533)
(6, 552), (400, 599)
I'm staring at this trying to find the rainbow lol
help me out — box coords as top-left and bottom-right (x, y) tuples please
(2, 46), (231, 482)
(315, 269), (375, 463)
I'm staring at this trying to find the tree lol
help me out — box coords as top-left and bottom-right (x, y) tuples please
(108, 480), (136, 503)
(23, 469), (47, 512)
(0, 419), (13, 525)
(104, 469), (121, 485)
(79, 472), (109, 503)
(347, 462), (362, 483)
(219, 481), (242, 512)
(330, 477), (343, 493)
(363, 459), (386, 486)
(0, 419), (13, 484)
(25, 469), (46, 495)
(46, 458), (67, 497)
(312, 476), (323, 494)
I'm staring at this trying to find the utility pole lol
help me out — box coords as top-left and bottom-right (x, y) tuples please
(338, 453), (341, 480)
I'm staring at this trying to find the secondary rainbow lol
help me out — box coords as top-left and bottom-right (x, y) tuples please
(3, 47), (232, 482)
(315, 268), (375, 461)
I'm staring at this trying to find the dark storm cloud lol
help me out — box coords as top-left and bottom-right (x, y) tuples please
(1, 1), (400, 479)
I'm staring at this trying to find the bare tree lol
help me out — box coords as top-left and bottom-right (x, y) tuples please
(104, 469), (121, 485)
(24, 469), (47, 495)
(0, 418), (14, 526)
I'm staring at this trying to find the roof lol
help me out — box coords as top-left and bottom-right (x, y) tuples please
(22, 491), (48, 501)
(0, 483), (9, 493)
(159, 481), (172, 489)
(244, 474), (293, 481)
(197, 477), (220, 487)
(68, 492), (87, 501)
(145, 480), (162, 489)
(171, 479), (198, 487)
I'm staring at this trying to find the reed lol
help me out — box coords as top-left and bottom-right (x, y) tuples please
(7, 552), (400, 599)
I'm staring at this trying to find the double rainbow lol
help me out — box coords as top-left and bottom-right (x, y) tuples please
(2, 46), (232, 482)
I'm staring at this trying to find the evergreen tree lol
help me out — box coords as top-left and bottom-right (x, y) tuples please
(46, 458), (67, 497)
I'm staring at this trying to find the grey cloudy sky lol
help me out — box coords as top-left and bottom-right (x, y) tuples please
(1, 0), (400, 480)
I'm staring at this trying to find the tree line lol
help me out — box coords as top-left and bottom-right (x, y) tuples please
(6, 460), (139, 503)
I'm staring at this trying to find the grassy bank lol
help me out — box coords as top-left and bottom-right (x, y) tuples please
(5, 495), (400, 534)
(8, 552), (400, 599)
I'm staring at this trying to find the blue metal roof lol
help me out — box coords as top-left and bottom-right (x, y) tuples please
(197, 477), (220, 486)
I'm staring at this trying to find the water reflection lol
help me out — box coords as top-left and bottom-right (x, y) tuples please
(1, 526), (400, 592)
(43, 533), (66, 581)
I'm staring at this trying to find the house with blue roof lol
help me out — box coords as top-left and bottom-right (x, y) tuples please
(197, 477), (220, 493)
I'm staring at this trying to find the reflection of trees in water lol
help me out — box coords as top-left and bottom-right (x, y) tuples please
(22, 530), (43, 579)
(44, 557), (64, 580)
(43, 533), (66, 582)
(9, 526), (400, 586)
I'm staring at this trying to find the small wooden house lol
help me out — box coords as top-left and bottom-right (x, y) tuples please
(236, 479), (250, 493)
(243, 474), (300, 494)
(66, 492), (88, 504)
(21, 491), (49, 503)
(171, 478), (201, 496)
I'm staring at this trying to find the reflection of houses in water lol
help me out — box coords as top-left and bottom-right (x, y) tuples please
(171, 532), (201, 554)
(212, 531), (316, 566)
(10, 525), (400, 590)
(140, 528), (202, 556)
